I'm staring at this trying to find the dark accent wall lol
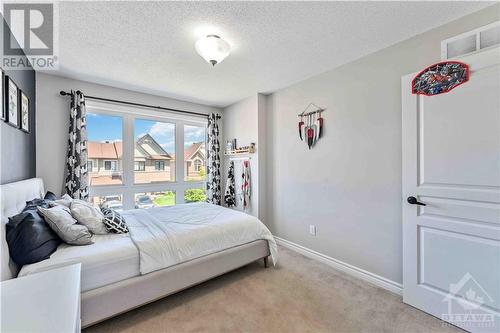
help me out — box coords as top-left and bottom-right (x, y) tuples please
(0, 18), (36, 184)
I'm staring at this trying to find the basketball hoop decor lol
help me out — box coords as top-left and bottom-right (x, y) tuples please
(412, 61), (469, 96)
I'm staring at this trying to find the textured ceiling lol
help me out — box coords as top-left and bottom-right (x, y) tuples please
(49, 1), (493, 107)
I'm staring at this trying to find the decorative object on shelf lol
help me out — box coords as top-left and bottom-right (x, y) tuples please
(6, 76), (19, 128)
(195, 35), (231, 66)
(225, 140), (233, 154)
(412, 61), (469, 96)
(19, 91), (29, 133)
(224, 142), (255, 155)
(298, 103), (325, 149)
(1, 69), (4, 121)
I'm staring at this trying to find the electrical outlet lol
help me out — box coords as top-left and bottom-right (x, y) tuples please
(309, 225), (316, 236)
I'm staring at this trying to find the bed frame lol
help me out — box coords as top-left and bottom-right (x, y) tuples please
(0, 178), (270, 328)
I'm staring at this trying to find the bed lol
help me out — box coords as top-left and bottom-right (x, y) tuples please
(1, 178), (277, 327)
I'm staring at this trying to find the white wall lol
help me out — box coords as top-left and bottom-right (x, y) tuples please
(265, 5), (499, 284)
(222, 94), (267, 219)
(36, 73), (221, 194)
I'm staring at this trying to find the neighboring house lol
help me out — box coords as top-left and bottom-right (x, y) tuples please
(88, 135), (205, 185)
(184, 142), (206, 180)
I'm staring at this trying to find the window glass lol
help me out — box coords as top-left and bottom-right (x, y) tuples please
(134, 161), (145, 171)
(184, 188), (206, 203)
(135, 191), (175, 209)
(87, 113), (123, 186)
(134, 119), (175, 184)
(90, 195), (123, 212)
(184, 125), (206, 181)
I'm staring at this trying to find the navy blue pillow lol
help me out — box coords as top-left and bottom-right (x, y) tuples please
(6, 199), (62, 266)
(44, 191), (58, 201)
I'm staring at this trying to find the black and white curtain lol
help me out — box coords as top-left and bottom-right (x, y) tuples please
(64, 90), (89, 200)
(206, 113), (221, 205)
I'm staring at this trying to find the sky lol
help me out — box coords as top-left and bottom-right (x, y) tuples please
(87, 113), (206, 154)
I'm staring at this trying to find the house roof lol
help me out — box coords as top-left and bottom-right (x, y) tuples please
(184, 142), (205, 161)
(88, 134), (171, 160)
(88, 141), (122, 159)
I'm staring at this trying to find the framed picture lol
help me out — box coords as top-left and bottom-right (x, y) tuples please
(0, 69), (4, 121)
(20, 91), (29, 133)
(6, 76), (19, 128)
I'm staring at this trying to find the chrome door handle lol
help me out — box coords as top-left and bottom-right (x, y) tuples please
(407, 196), (426, 206)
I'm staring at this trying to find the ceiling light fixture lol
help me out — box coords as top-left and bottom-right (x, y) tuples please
(195, 35), (231, 66)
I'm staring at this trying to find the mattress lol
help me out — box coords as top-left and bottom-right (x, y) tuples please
(18, 233), (139, 292)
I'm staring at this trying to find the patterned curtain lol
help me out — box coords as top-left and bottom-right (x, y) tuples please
(206, 113), (221, 205)
(64, 90), (89, 200)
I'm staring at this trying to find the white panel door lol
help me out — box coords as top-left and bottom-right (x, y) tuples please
(402, 47), (500, 333)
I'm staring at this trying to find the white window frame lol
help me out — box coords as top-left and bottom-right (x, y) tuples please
(86, 100), (208, 209)
(441, 21), (500, 60)
(104, 160), (118, 171)
(134, 161), (145, 171)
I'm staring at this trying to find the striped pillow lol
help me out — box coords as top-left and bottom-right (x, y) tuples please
(101, 208), (128, 234)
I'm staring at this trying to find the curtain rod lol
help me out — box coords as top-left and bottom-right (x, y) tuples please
(59, 91), (220, 119)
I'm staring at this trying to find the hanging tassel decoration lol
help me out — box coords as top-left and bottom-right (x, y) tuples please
(317, 111), (324, 138)
(298, 115), (304, 141)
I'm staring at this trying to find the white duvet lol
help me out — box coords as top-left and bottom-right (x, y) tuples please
(122, 203), (277, 274)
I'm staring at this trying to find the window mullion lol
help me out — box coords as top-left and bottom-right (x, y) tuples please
(122, 114), (135, 209)
(175, 121), (184, 204)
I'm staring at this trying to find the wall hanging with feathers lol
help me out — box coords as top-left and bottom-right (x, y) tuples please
(298, 103), (325, 149)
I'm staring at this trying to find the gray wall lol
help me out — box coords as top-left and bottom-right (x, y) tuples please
(0, 19), (36, 184)
(265, 4), (500, 284)
(36, 73), (221, 194)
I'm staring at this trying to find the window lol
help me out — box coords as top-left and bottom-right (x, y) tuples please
(184, 125), (206, 181)
(104, 160), (118, 171)
(86, 113), (123, 186)
(134, 161), (145, 171)
(154, 161), (165, 171)
(135, 119), (175, 184)
(86, 103), (207, 210)
(87, 160), (93, 172)
(184, 188), (207, 203)
(135, 191), (175, 209)
(90, 195), (123, 212)
(194, 159), (202, 172)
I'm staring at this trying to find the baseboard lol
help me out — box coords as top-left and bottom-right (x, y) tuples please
(274, 236), (403, 295)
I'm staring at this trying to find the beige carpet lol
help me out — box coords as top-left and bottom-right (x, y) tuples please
(84, 246), (462, 333)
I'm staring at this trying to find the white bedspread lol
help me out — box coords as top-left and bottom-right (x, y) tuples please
(122, 203), (277, 274)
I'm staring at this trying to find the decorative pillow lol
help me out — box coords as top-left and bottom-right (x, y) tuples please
(51, 194), (73, 208)
(37, 205), (94, 245)
(101, 208), (128, 234)
(70, 199), (108, 234)
(44, 191), (58, 201)
(6, 208), (62, 266)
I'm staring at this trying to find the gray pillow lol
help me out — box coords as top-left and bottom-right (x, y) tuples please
(37, 205), (94, 245)
(70, 199), (108, 234)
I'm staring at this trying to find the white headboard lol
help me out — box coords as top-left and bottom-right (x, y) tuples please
(0, 178), (45, 281)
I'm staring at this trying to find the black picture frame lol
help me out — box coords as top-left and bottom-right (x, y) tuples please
(5, 76), (19, 128)
(0, 69), (4, 121)
(20, 90), (30, 133)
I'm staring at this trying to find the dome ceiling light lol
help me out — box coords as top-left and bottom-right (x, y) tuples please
(195, 34), (231, 66)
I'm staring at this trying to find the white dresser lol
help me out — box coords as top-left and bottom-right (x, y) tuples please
(1, 263), (81, 333)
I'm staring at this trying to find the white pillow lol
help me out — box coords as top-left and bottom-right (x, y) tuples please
(37, 206), (94, 245)
(51, 194), (73, 208)
(70, 199), (108, 234)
